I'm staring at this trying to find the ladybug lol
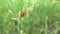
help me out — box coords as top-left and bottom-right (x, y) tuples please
(21, 10), (25, 17)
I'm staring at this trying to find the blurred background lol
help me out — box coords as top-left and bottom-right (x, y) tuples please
(0, 0), (60, 34)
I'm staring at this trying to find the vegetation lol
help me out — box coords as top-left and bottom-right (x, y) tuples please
(0, 0), (60, 34)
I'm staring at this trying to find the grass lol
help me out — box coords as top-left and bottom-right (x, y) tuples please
(0, 0), (60, 34)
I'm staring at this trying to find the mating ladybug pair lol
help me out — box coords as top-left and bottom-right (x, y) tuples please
(21, 10), (25, 17)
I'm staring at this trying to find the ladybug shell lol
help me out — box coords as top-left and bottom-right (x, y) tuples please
(21, 10), (25, 17)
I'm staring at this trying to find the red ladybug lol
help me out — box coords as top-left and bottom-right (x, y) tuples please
(21, 10), (25, 17)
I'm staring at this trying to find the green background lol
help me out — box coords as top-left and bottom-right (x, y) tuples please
(0, 0), (60, 34)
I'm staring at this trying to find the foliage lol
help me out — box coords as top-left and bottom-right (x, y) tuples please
(0, 0), (60, 34)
